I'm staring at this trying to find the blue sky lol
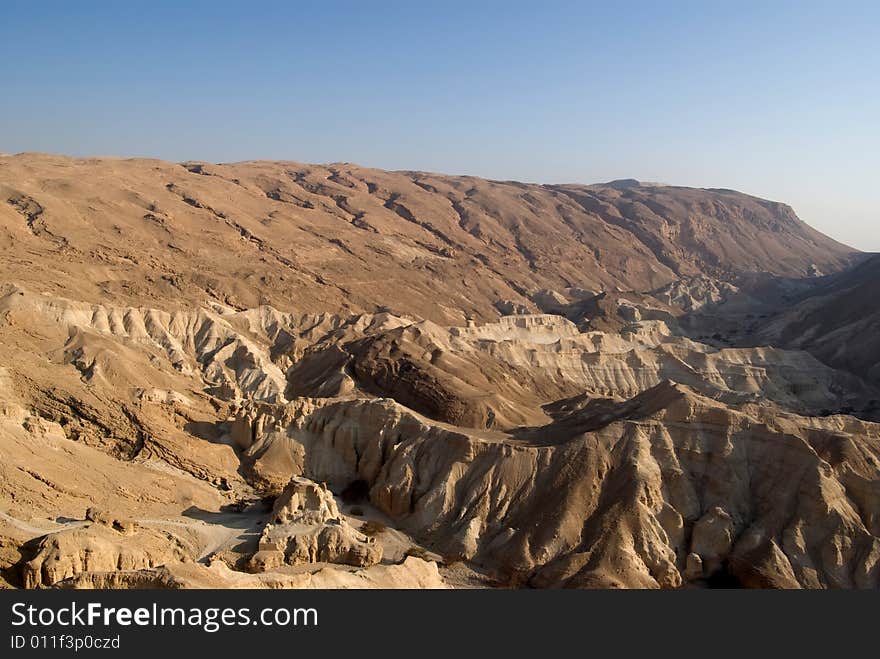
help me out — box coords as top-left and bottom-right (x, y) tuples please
(1, 1), (878, 250)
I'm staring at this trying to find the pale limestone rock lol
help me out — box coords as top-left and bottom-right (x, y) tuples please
(23, 524), (193, 588)
(59, 556), (447, 589)
(246, 477), (381, 571)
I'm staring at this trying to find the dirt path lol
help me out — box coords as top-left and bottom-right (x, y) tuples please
(138, 513), (267, 561)
(1, 509), (266, 562)
(0, 510), (86, 536)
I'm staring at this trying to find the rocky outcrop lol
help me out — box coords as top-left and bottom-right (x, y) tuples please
(22, 521), (195, 588)
(247, 477), (381, 571)
(650, 275), (743, 313)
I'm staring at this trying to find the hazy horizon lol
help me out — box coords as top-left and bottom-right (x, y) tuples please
(2, 1), (877, 250)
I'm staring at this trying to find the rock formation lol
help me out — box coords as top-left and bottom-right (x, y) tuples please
(247, 477), (381, 571)
(23, 521), (195, 589)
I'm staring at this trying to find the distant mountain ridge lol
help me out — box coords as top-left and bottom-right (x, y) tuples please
(0, 153), (858, 324)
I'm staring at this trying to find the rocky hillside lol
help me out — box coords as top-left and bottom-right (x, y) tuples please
(0, 154), (857, 324)
(759, 255), (880, 386)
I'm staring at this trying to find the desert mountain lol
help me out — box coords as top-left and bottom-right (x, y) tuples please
(0, 153), (857, 323)
(1, 153), (877, 590)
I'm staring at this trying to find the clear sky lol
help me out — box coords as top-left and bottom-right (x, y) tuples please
(1, 1), (878, 251)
